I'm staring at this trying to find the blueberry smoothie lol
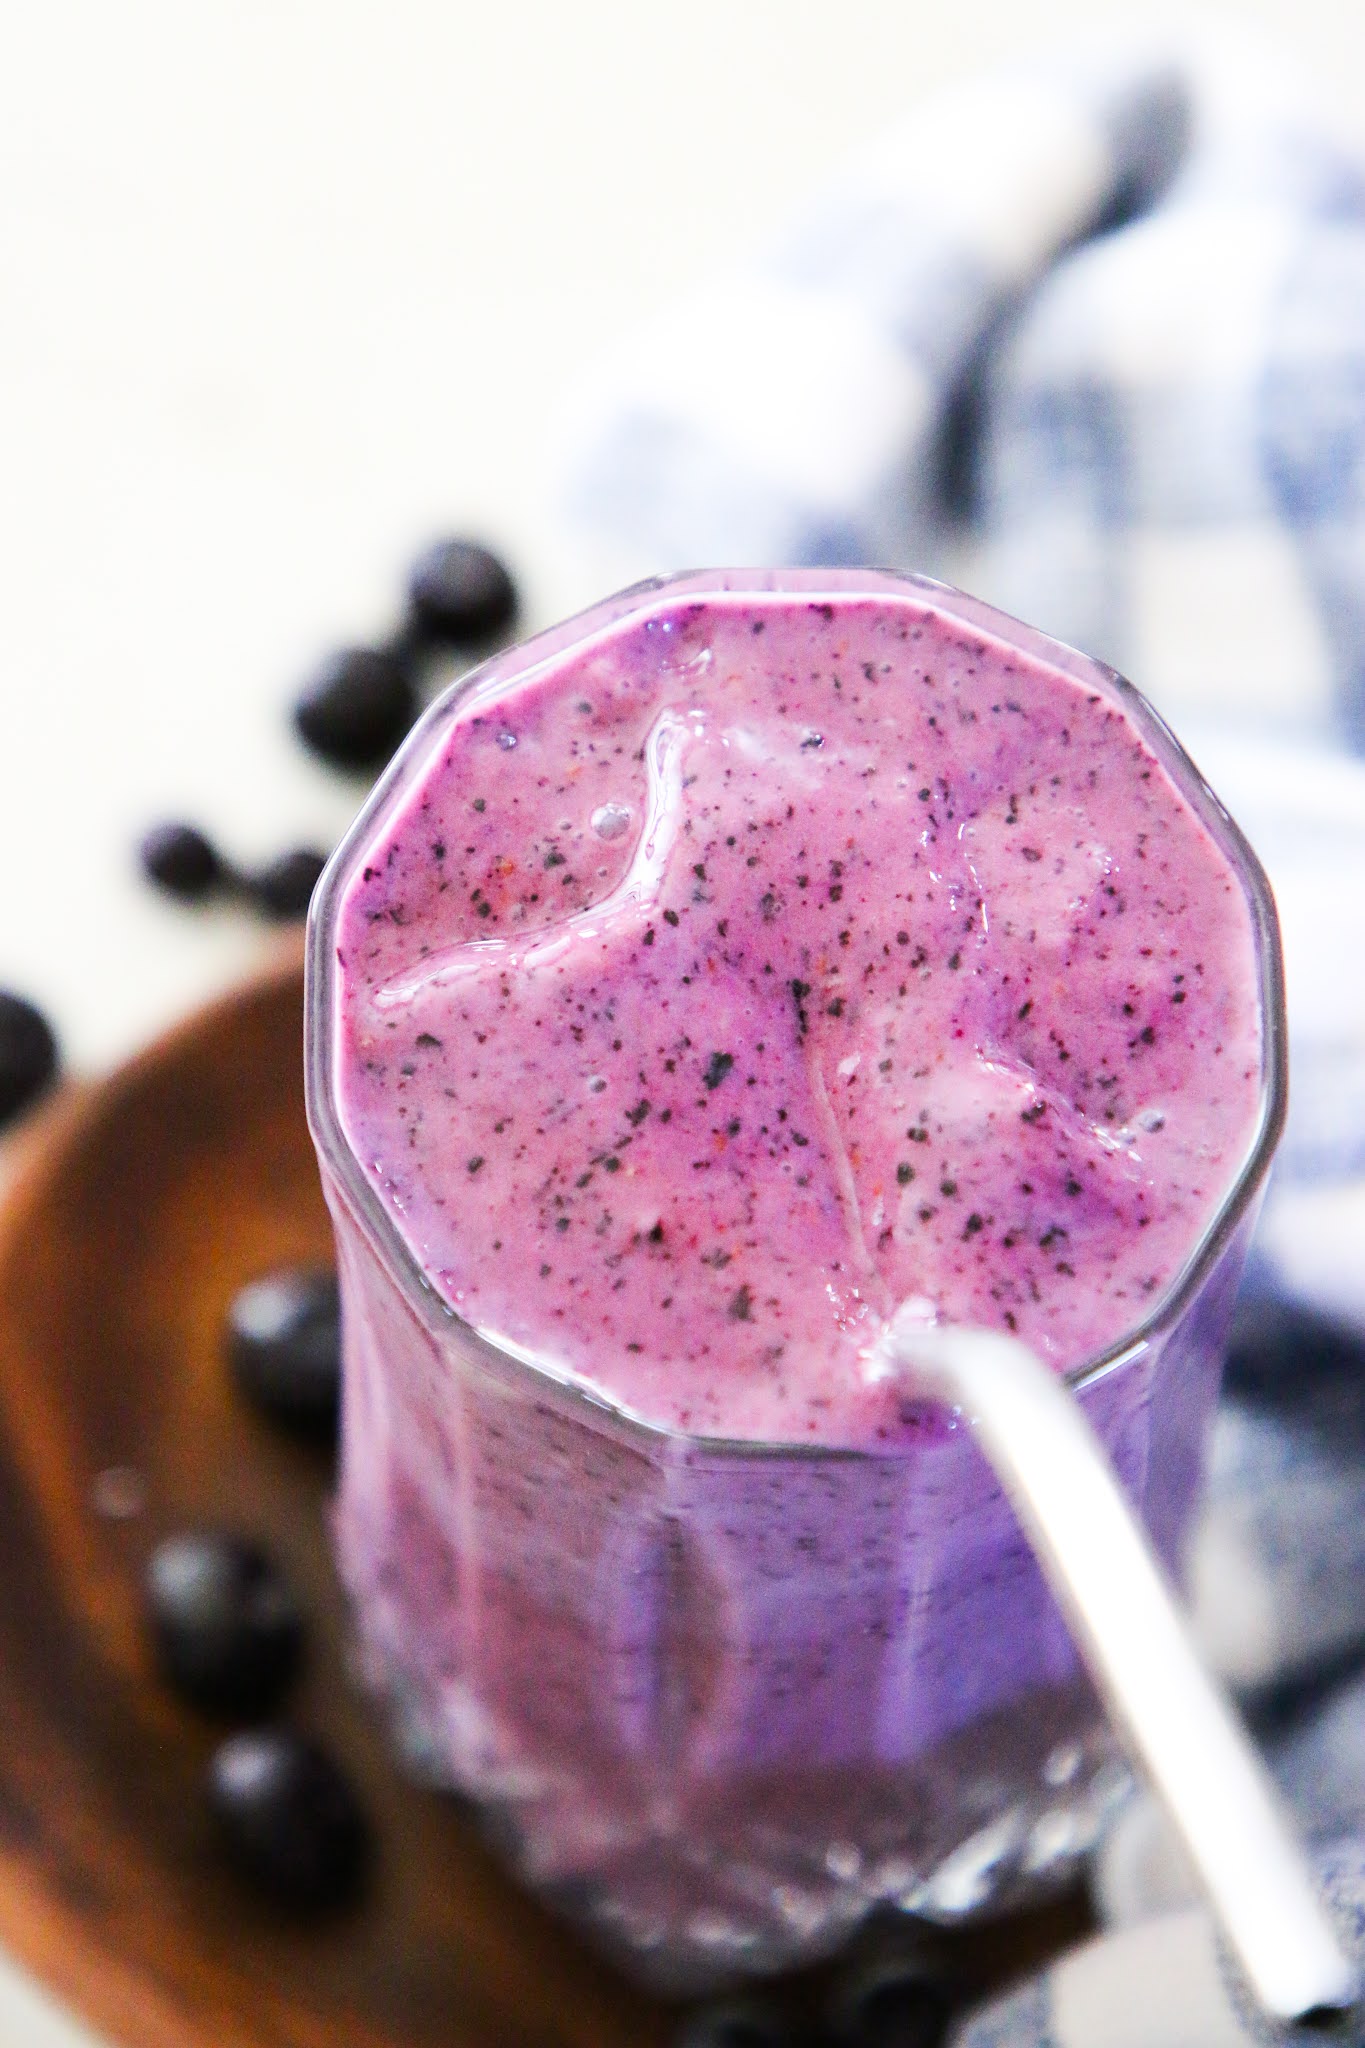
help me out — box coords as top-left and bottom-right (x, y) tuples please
(307, 570), (1280, 1980)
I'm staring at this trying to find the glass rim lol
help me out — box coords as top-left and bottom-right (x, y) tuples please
(304, 566), (1287, 1462)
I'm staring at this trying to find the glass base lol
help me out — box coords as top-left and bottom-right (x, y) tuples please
(350, 1617), (1130, 1992)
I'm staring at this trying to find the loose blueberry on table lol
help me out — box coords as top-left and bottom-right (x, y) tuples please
(144, 1530), (303, 1717)
(0, 990), (58, 1129)
(293, 645), (419, 772)
(406, 536), (518, 647)
(249, 846), (329, 921)
(207, 1727), (370, 1908)
(823, 1951), (954, 2047)
(226, 1266), (341, 1435)
(673, 2000), (797, 2048)
(137, 821), (224, 902)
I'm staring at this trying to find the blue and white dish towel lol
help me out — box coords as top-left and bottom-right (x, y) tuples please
(553, 24), (1365, 2044)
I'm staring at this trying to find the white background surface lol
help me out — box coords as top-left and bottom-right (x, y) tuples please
(4, 3), (1365, 2041)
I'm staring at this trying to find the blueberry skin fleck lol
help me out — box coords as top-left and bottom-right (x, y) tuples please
(406, 538), (518, 646)
(138, 821), (223, 901)
(207, 1728), (369, 1908)
(227, 1266), (341, 1435)
(825, 1953), (953, 2048)
(250, 848), (329, 921)
(0, 990), (58, 1127)
(293, 646), (419, 771)
(673, 2000), (795, 2048)
(145, 1531), (303, 1716)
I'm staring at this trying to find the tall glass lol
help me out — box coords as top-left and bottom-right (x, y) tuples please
(304, 570), (1285, 1991)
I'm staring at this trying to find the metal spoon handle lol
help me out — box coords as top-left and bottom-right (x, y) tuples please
(874, 1312), (1358, 2030)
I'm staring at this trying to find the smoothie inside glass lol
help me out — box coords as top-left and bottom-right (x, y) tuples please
(305, 568), (1283, 1986)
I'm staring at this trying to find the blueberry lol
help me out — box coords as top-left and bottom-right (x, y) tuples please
(227, 1266), (341, 1434)
(406, 538), (518, 646)
(825, 1953), (953, 2047)
(673, 2001), (795, 2048)
(138, 821), (224, 901)
(0, 990), (59, 1127)
(145, 1531), (302, 1715)
(208, 1728), (369, 1908)
(249, 848), (328, 921)
(293, 646), (419, 772)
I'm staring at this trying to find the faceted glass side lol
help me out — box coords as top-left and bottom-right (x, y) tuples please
(307, 569), (1284, 1987)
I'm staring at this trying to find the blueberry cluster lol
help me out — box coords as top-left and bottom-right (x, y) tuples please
(138, 535), (519, 917)
(143, 1264), (366, 1909)
(138, 827), (328, 920)
(0, 541), (517, 1130)
(675, 1943), (958, 2047)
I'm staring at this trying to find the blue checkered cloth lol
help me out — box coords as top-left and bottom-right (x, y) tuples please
(553, 27), (1365, 2044)
(555, 29), (1365, 1331)
(958, 1832), (1365, 2047)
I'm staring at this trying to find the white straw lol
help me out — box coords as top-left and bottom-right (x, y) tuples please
(875, 1309), (1359, 2030)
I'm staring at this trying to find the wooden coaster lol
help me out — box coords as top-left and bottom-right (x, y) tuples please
(0, 949), (1085, 2047)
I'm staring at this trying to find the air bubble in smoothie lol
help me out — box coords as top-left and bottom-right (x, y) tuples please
(591, 801), (633, 840)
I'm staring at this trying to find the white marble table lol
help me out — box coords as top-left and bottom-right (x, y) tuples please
(4, 2), (1365, 2039)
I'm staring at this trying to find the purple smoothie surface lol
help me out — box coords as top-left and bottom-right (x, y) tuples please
(331, 591), (1263, 1447)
